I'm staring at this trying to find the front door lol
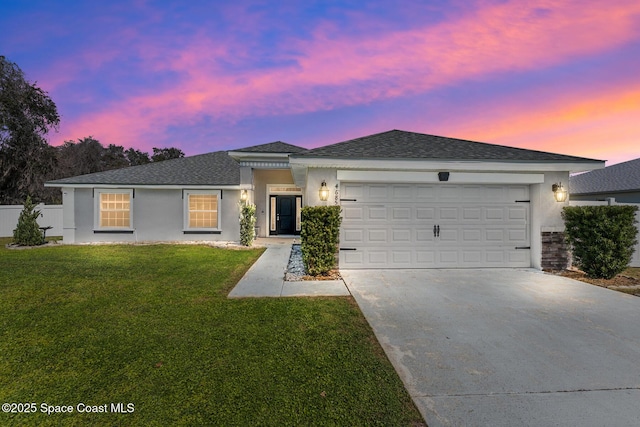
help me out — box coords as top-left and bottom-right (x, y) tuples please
(276, 195), (296, 234)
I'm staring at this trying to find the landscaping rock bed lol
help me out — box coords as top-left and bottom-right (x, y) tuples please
(285, 244), (341, 281)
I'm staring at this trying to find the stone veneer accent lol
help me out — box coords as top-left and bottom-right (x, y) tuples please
(541, 231), (570, 270)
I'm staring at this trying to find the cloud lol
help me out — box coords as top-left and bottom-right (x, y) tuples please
(49, 0), (640, 153)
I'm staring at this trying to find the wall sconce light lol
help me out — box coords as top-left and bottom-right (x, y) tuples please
(240, 189), (248, 202)
(552, 183), (567, 202)
(319, 180), (330, 201)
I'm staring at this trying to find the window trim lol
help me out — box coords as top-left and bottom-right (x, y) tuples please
(93, 189), (134, 231)
(183, 190), (221, 232)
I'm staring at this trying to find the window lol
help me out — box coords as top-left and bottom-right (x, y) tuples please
(184, 191), (220, 230)
(99, 192), (131, 228)
(94, 190), (133, 232)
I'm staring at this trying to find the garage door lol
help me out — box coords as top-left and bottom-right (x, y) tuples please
(339, 183), (530, 268)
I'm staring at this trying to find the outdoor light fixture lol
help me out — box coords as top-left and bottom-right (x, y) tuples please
(240, 189), (248, 202)
(319, 180), (330, 201)
(552, 183), (567, 202)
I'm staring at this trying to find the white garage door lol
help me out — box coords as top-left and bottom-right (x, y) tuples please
(340, 183), (530, 269)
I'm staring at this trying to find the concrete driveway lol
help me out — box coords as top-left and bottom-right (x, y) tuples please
(341, 269), (640, 427)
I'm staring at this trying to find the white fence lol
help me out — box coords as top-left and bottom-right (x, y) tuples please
(569, 199), (640, 268)
(0, 205), (63, 238)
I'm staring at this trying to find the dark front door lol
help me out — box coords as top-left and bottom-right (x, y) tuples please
(276, 196), (296, 234)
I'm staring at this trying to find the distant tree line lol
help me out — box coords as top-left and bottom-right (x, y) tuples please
(1, 55), (184, 205)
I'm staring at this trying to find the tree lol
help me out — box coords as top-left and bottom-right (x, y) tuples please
(152, 147), (184, 162)
(103, 144), (129, 170)
(13, 196), (43, 246)
(125, 148), (151, 166)
(0, 56), (60, 204)
(57, 137), (105, 177)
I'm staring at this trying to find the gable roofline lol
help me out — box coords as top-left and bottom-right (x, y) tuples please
(291, 129), (603, 164)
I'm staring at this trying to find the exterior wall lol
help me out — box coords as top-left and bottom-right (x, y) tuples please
(530, 171), (569, 269)
(0, 204), (63, 238)
(305, 168), (339, 207)
(307, 167), (570, 270)
(68, 187), (241, 243)
(571, 191), (640, 204)
(541, 232), (570, 270)
(252, 169), (296, 237)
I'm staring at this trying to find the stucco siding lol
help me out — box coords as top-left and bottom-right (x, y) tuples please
(66, 187), (240, 243)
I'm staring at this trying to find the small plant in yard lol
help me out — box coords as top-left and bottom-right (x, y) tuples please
(239, 202), (256, 246)
(562, 205), (638, 279)
(12, 196), (43, 246)
(300, 205), (341, 276)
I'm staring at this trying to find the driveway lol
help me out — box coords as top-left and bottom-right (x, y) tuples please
(341, 269), (640, 427)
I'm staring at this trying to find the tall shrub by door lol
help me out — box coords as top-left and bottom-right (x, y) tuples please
(562, 205), (638, 279)
(301, 206), (341, 276)
(239, 203), (256, 246)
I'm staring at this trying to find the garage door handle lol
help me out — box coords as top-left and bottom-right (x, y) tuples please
(340, 248), (357, 251)
(433, 225), (440, 237)
(437, 225), (440, 237)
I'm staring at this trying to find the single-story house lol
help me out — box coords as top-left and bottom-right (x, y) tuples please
(570, 157), (640, 203)
(46, 129), (604, 270)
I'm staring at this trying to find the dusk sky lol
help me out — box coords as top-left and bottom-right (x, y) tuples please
(2, 0), (639, 165)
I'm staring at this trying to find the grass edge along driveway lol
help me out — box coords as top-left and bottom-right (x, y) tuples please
(0, 240), (424, 426)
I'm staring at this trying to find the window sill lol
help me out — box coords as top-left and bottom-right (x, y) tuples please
(93, 229), (135, 234)
(183, 230), (222, 235)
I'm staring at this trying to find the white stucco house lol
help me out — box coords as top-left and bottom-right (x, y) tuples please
(46, 130), (604, 270)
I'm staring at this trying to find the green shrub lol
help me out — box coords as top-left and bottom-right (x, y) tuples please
(562, 205), (638, 279)
(239, 203), (256, 246)
(301, 205), (342, 276)
(13, 196), (43, 246)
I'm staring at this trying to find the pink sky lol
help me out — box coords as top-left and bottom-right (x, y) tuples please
(2, 0), (639, 165)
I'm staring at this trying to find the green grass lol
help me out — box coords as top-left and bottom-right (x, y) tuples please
(0, 238), (423, 426)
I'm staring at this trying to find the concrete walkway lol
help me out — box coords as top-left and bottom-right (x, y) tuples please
(228, 238), (350, 298)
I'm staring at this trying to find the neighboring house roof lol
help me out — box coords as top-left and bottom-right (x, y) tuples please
(570, 157), (640, 195)
(233, 141), (308, 153)
(292, 130), (600, 163)
(47, 151), (241, 186)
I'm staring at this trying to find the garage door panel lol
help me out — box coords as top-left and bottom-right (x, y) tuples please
(368, 206), (387, 220)
(340, 183), (530, 268)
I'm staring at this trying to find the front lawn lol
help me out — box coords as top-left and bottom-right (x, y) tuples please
(0, 239), (423, 426)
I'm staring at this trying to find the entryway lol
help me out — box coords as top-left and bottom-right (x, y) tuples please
(269, 195), (301, 235)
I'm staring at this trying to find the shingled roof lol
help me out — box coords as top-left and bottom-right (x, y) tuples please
(292, 130), (600, 162)
(47, 151), (241, 186)
(47, 141), (308, 186)
(570, 157), (640, 195)
(233, 141), (308, 153)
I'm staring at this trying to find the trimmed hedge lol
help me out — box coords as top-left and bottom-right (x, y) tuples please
(239, 203), (256, 246)
(301, 206), (342, 276)
(562, 205), (638, 279)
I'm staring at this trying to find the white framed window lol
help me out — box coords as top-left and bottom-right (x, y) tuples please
(94, 189), (134, 230)
(184, 190), (220, 231)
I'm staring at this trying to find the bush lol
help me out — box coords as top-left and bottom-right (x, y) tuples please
(13, 196), (44, 246)
(562, 205), (638, 279)
(300, 206), (342, 276)
(239, 203), (256, 246)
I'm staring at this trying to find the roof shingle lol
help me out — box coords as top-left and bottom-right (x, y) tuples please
(292, 130), (601, 162)
(48, 151), (240, 186)
(570, 157), (640, 195)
